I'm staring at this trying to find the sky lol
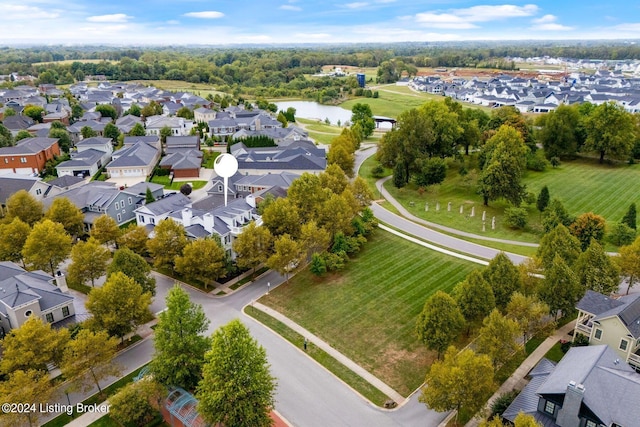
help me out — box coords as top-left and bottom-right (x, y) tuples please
(2, 1), (640, 46)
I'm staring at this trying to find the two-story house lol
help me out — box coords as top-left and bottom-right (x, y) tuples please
(574, 290), (640, 371)
(0, 137), (60, 176)
(503, 345), (640, 427)
(0, 261), (75, 335)
(145, 116), (193, 137)
(55, 137), (113, 178)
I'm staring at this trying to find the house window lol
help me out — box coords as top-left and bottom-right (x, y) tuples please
(543, 400), (555, 415)
(138, 215), (145, 224)
(117, 213), (122, 222)
(128, 197), (132, 205)
(620, 339), (629, 352)
(3, 158), (7, 163)
(150, 218), (155, 225)
(218, 185), (223, 192)
(62, 306), (70, 317)
(114, 201), (119, 209)
(20, 157), (27, 163)
(585, 421), (597, 427)
(46, 313), (54, 323)
(35, 188), (42, 195)
(24, 310), (33, 317)
(594, 328), (603, 340)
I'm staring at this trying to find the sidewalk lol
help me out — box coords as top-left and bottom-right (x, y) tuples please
(252, 302), (405, 404)
(463, 319), (576, 427)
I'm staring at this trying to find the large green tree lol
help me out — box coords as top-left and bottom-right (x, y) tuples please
(482, 252), (522, 309)
(506, 292), (551, 343)
(570, 212), (606, 251)
(415, 290), (464, 358)
(574, 240), (621, 295)
(5, 189), (43, 226)
(480, 125), (529, 206)
(617, 236), (640, 294)
(261, 197), (301, 238)
(0, 218), (30, 266)
(540, 255), (583, 318)
(536, 104), (581, 158)
(350, 103), (375, 139)
(0, 123), (13, 147)
(109, 379), (166, 426)
(584, 101), (636, 163)
(86, 272), (152, 340)
(197, 319), (277, 427)
(107, 247), (156, 295)
(22, 219), (72, 276)
(175, 238), (227, 289)
(233, 222), (273, 277)
(45, 197), (85, 237)
(536, 224), (582, 270)
(68, 237), (111, 287)
(146, 218), (188, 272)
(453, 269), (496, 334)
(476, 309), (522, 367)
(91, 214), (121, 247)
(267, 234), (303, 283)
(0, 369), (54, 427)
(152, 285), (211, 390)
(117, 225), (149, 256)
(420, 347), (494, 423)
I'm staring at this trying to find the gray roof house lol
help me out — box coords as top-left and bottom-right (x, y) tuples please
(107, 140), (161, 179)
(2, 115), (35, 136)
(145, 116), (193, 137)
(503, 345), (640, 427)
(574, 290), (640, 371)
(0, 261), (75, 335)
(44, 181), (164, 229)
(115, 115), (143, 134)
(0, 174), (53, 209)
(56, 137), (113, 178)
(230, 140), (326, 175)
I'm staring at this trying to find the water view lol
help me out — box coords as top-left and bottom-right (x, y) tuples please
(275, 101), (353, 126)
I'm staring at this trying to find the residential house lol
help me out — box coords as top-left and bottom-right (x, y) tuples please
(44, 181), (164, 229)
(2, 115), (34, 136)
(46, 175), (85, 193)
(503, 345), (640, 427)
(0, 174), (53, 215)
(55, 137), (113, 178)
(574, 290), (640, 371)
(107, 140), (161, 179)
(0, 137), (60, 176)
(232, 126), (308, 147)
(159, 136), (202, 178)
(115, 115), (143, 134)
(0, 261), (75, 335)
(230, 140), (326, 175)
(194, 107), (216, 124)
(145, 116), (193, 137)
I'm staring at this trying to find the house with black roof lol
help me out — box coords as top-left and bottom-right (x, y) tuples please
(574, 290), (640, 371)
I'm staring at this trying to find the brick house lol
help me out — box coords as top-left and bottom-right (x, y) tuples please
(0, 137), (60, 176)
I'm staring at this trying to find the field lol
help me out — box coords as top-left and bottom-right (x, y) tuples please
(127, 80), (226, 98)
(32, 59), (115, 66)
(376, 155), (640, 248)
(260, 230), (478, 396)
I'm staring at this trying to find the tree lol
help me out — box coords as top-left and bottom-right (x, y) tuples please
(0, 316), (69, 374)
(286, 173), (329, 222)
(261, 197), (301, 238)
(276, 111), (288, 127)
(176, 106), (194, 119)
(68, 237), (111, 287)
(45, 197), (84, 237)
(574, 240), (621, 295)
(141, 101), (163, 117)
(60, 330), (121, 394)
(117, 225), (149, 256)
(128, 122), (147, 136)
(91, 214), (121, 246)
(570, 212), (606, 251)
(480, 125), (529, 206)
(72, 103), (84, 120)
(233, 222), (273, 278)
(584, 102), (635, 163)
(197, 319), (277, 427)
(622, 203), (637, 230)
(540, 255), (583, 318)
(541, 198), (573, 232)
(103, 122), (120, 142)
(351, 176), (374, 208)
(81, 125), (98, 139)
(127, 104), (142, 117)
(327, 137), (355, 177)
(109, 379), (166, 426)
(420, 347), (494, 422)
(479, 414), (542, 427)
(108, 247), (156, 295)
(351, 102), (375, 138)
(476, 309), (522, 367)
(536, 224), (582, 270)
(0, 369), (54, 427)
(609, 222), (636, 247)
(536, 185), (550, 215)
(180, 183), (192, 195)
(414, 157), (447, 187)
(453, 269), (496, 334)
(160, 125), (172, 144)
(537, 104), (581, 158)
(0, 218), (30, 266)
(22, 219), (72, 276)
(23, 105), (45, 123)
(145, 187), (156, 203)
(14, 129), (32, 142)
(152, 285), (211, 390)
(506, 292), (551, 343)
(86, 272), (152, 340)
(48, 127), (72, 152)
(147, 219), (188, 272)
(617, 236), (640, 294)
(483, 252), (522, 309)
(176, 238), (227, 289)
(505, 207), (528, 230)
(299, 220), (331, 261)
(267, 234), (303, 283)
(5, 189), (43, 226)
(415, 291), (464, 358)
(96, 104), (118, 120)
(0, 123), (13, 147)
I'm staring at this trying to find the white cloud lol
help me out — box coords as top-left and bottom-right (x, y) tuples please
(0, 4), (59, 20)
(294, 33), (331, 39)
(344, 2), (369, 9)
(280, 5), (302, 11)
(182, 11), (224, 19)
(613, 23), (640, 32)
(416, 4), (539, 29)
(532, 14), (557, 24)
(87, 13), (131, 23)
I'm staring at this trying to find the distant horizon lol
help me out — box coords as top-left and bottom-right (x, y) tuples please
(2, 1), (640, 46)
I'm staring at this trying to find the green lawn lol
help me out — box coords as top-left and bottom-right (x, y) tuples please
(296, 118), (344, 134)
(260, 230), (478, 396)
(358, 155), (392, 199)
(149, 175), (207, 191)
(202, 150), (220, 169)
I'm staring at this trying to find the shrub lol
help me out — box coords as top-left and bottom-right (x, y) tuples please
(608, 222), (636, 247)
(505, 207), (528, 229)
(526, 149), (550, 171)
(414, 158), (446, 187)
(310, 253), (327, 276)
(180, 184), (193, 196)
(490, 390), (518, 418)
(371, 164), (385, 178)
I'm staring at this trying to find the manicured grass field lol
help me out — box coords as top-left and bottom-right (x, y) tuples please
(296, 118), (344, 134)
(260, 230), (478, 396)
(149, 175), (207, 191)
(128, 80), (225, 99)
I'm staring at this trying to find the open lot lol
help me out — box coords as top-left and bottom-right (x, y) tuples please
(259, 230), (477, 396)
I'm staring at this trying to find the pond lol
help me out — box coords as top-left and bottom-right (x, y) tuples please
(275, 101), (352, 126)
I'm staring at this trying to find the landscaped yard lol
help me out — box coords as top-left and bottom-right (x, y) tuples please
(149, 175), (207, 191)
(259, 230), (478, 396)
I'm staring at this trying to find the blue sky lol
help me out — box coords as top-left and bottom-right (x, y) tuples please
(2, 1), (640, 45)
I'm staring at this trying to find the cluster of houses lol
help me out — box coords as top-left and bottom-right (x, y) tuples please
(408, 69), (640, 114)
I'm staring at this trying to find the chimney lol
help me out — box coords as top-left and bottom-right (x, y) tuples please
(203, 213), (214, 234)
(246, 194), (256, 208)
(556, 382), (584, 427)
(255, 117), (261, 131)
(56, 271), (69, 293)
(181, 208), (192, 227)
